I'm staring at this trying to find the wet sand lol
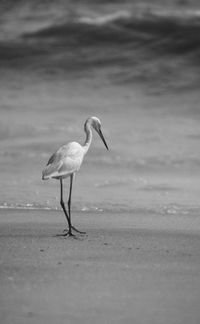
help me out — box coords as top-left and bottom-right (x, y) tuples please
(0, 208), (200, 324)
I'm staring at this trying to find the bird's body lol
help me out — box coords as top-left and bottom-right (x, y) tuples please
(42, 142), (85, 180)
(42, 117), (108, 236)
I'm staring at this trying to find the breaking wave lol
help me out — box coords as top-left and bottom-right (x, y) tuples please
(0, 1), (200, 88)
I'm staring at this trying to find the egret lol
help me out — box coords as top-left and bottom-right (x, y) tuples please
(42, 117), (109, 236)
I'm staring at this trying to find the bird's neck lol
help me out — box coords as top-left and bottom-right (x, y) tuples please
(83, 121), (92, 155)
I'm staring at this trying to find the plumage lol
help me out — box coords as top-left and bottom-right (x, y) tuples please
(42, 142), (84, 180)
(42, 116), (108, 236)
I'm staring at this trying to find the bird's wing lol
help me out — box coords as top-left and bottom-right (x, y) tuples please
(47, 152), (60, 166)
(42, 147), (66, 179)
(56, 143), (84, 175)
(42, 157), (63, 179)
(42, 143), (84, 179)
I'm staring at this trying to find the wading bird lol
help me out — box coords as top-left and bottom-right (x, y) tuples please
(42, 117), (109, 236)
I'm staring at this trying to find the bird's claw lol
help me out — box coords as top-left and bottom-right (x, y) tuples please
(71, 225), (86, 234)
(62, 229), (75, 237)
(56, 230), (75, 238)
(63, 226), (86, 235)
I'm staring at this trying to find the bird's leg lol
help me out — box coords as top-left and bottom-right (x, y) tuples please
(67, 174), (86, 235)
(67, 174), (73, 225)
(60, 179), (73, 236)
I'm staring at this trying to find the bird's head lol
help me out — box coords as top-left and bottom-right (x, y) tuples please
(91, 116), (101, 132)
(90, 116), (109, 150)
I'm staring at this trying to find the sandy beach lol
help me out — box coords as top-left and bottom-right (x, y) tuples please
(0, 208), (200, 324)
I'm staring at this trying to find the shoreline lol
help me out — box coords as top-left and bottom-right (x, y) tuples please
(1, 207), (200, 232)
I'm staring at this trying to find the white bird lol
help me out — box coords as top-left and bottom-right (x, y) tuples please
(42, 116), (108, 236)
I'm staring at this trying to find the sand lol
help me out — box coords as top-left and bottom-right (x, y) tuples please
(0, 208), (200, 324)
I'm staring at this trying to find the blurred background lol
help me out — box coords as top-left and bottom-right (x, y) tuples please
(0, 0), (200, 215)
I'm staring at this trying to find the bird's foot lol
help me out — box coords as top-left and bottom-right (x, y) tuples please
(56, 228), (75, 237)
(71, 225), (86, 234)
(62, 230), (75, 237)
(63, 226), (86, 235)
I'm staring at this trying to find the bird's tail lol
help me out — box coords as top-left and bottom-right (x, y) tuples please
(42, 160), (63, 180)
(42, 168), (51, 180)
(42, 173), (49, 180)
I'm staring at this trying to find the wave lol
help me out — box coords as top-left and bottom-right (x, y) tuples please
(1, 4), (200, 88)
(23, 9), (200, 49)
(1, 201), (200, 216)
(0, 202), (53, 210)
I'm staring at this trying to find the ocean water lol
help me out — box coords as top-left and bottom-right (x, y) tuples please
(0, 0), (200, 214)
(1, 0), (200, 87)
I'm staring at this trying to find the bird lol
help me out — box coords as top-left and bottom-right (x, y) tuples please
(42, 116), (109, 236)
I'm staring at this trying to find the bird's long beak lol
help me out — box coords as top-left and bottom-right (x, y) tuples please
(98, 129), (109, 150)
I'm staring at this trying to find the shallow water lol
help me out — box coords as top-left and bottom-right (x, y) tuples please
(0, 0), (200, 214)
